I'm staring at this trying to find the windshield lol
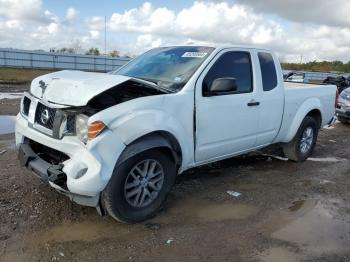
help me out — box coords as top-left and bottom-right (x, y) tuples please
(112, 46), (214, 91)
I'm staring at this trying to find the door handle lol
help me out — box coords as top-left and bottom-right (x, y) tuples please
(247, 100), (260, 107)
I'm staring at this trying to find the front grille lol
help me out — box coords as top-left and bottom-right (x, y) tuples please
(22, 96), (31, 116)
(66, 115), (76, 133)
(22, 92), (77, 138)
(35, 103), (56, 130)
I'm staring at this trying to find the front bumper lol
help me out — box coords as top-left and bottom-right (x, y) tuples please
(336, 99), (350, 120)
(336, 108), (350, 120)
(15, 113), (126, 206)
(18, 143), (99, 207)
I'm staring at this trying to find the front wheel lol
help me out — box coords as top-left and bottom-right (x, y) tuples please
(282, 116), (319, 162)
(102, 149), (176, 223)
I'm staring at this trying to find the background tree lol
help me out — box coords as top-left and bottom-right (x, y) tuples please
(85, 48), (100, 56)
(282, 60), (350, 73)
(49, 47), (75, 54)
(109, 50), (120, 57)
(59, 47), (75, 54)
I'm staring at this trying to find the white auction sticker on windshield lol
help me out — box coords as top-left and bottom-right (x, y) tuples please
(182, 52), (208, 58)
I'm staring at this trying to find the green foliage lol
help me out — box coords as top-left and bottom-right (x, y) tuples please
(109, 50), (120, 57)
(59, 47), (75, 54)
(282, 61), (350, 73)
(85, 48), (100, 56)
(49, 47), (75, 54)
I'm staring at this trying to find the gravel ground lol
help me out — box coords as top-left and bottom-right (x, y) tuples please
(0, 98), (350, 262)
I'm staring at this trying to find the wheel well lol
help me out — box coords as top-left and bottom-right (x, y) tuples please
(154, 131), (182, 165)
(118, 131), (183, 170)
(306, 109), (322, 128)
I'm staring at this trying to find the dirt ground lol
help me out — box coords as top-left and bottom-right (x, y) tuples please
(1, 97), (350, 262)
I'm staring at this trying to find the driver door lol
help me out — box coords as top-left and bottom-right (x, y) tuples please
(195, 50), (260, 163)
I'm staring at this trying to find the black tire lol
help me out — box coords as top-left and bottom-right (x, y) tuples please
(337, 116), (349, 124)
(282, 116), (319, 162)
(102, 149), (176, 223)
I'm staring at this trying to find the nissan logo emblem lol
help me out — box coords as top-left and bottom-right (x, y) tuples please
(40, 109), (50, 125)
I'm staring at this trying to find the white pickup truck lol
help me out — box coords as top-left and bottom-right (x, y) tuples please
(16, 46), (337, 223)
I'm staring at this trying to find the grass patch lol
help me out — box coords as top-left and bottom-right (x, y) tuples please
(0, 67), (56, 82)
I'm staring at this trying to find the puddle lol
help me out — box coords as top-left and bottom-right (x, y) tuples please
(3, 219), (142, 261)
(0, 92), (23, 100)
(158, 199), (258, 223)
(34, 220), (132, 243)
(259, 247), (299, 262)
(0, 115), (16, 135)
(272, 199), (350, 256)
(195, 203), (257, 221)
(257, 199), (350, 261)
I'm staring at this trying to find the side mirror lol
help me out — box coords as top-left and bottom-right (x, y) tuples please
(207, 77), (238, 96)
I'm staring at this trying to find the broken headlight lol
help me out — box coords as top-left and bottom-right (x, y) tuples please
(76, 114), (89, 143)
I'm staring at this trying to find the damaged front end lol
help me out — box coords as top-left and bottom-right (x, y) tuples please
(21, 77), (169, 141)
(17, 73), (171, 209)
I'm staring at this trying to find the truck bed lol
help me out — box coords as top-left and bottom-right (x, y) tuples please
(284, 81), (328, 89)
(274, 81), (336, 143)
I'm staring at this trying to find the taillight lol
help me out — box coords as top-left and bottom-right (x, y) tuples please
(88, 121), (106, 140)
(335, 89), (340, 108)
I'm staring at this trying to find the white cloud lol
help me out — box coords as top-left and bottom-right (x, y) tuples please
(89, 30), (100, 39)
(47, 22), (59, 34)
(5, 19), (22, 30)
(0, 0), (50, 23)
(66, 7), (78, 21)
(0, 1), (84, 51)
(108, 2), (175, 34)
(90, 2), (283, 45)
(234, 0), (350, 27)
(86, 1), (350, 62)
(134, 34), (162, 52)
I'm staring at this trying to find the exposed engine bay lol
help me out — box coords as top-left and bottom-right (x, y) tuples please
(21, 78), (169, 140)
(87, 79), (167, 112)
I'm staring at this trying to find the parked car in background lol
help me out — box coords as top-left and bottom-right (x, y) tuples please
(336, 87), (350, 124)
(323, 76), (349, 93)
(16, 45), (337, 223)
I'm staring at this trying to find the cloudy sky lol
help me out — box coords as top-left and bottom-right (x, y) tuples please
(1, 0), (350, 62)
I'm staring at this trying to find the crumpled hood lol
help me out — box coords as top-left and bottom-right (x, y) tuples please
(30, 70), (131, 106)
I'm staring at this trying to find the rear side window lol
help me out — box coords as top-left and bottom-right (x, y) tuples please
(258, 52), (277, 91)
(203, 51), (253, 95)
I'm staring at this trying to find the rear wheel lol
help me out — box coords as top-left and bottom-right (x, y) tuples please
(102, 149), (176, 223)
(282, 116), (319, 162)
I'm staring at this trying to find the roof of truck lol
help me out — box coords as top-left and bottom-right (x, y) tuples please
(164, 44), (272, 52)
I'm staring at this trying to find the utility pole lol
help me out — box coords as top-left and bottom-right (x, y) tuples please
(104, 16), (107, 56)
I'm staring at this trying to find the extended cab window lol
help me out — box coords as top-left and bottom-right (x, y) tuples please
(258, 52), (278, 91)
(203, 51), (253, 95)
